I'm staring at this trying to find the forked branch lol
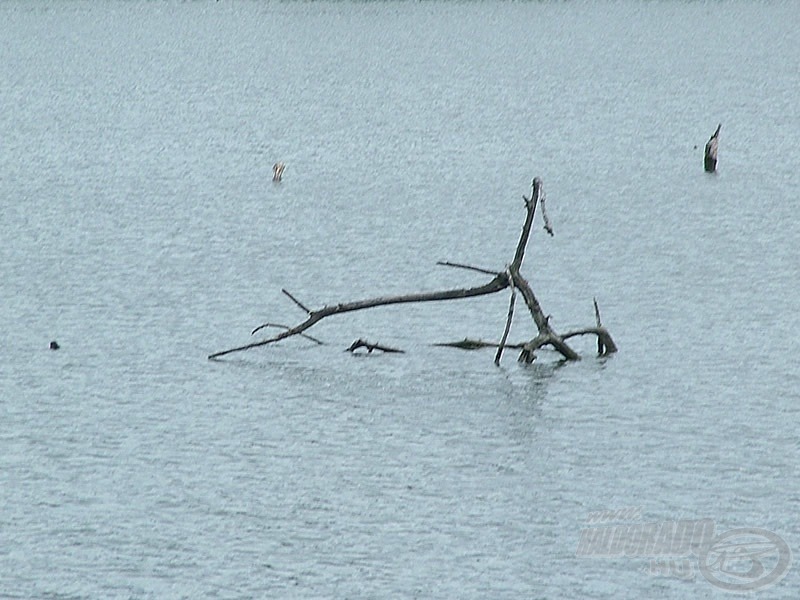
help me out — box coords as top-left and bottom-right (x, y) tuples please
(208, 178), (616, 363)
(209, 275), (508, 359)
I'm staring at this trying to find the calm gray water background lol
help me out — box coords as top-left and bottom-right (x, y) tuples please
(2, 1), (799, 598)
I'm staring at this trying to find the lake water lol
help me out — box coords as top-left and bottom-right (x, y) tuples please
(2, 1), (799, 597)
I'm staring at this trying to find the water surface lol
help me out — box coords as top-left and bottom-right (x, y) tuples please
(1, 1), (799, 597)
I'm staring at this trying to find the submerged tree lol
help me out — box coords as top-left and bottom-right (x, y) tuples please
(209, 178), (617, 364)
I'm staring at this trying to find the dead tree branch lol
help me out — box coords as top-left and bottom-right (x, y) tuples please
(208, 177), (616, 364)
(435, 338), (526, 350)
(209, 275), (508, 359)
(436, 261), (501, 276)
(554, 299), (618, 356)
(494, 270), (517, 365)
(539, 184), (554, 236)
(506, 178), (581, 362)
(249, 322), (324, 345)
(347, 339), (404, 354)
(281, 288), (312, 314)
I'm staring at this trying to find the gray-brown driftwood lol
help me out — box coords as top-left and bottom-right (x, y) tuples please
(347, 339), (404, 354)
(208, 178), (617, 363)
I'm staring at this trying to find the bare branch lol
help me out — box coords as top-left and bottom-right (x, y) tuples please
(512, 178), (542, 269)
(209, 274), (508, 359)
(539, 183), (554, 236)
(593, 296), (602, 328)
(434, 338), (526, 350)
(282, 288), (311, 314)
(562, 327), (606, 342)
(503, 184), (579, 362)
(518, 333), (551, 363)
(436, 261), (501, 276)
(250, 322), (324, 345)
(599, 328), (618, 354)
(209, 177), (616, 366)
(594, 297), (603, 354)
(347, 339), (404, 354)
(494, 270), (517, 365)
(562, 326), (618, 356)
(587, 298), (618, 355)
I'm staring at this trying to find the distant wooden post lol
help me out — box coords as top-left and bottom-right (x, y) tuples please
(272, 162), (286, 181)
(704, 124), (721, 172)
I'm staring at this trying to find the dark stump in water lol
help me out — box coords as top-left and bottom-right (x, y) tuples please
(704, 124), (721, 173)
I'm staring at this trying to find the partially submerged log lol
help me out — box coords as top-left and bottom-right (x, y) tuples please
(209, 178), (617, 364)
(704, 124), (721, 172)
(434, 338), (526, 351)
(347, 339), (404, 354)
